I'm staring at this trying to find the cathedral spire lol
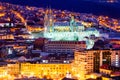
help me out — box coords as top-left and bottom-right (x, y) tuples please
(70, 14), (75, 32)
(44, 7), (54, 33)
(48, 8), (54, 32)
(70, 14), (77, 32)
(49, 7), (52, 15)
(44, 9), (49, 32)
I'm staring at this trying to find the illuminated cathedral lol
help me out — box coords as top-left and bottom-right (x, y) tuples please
(43, 9), (100, 49)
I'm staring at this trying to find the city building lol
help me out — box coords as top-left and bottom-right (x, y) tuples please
(100, 64), (120, 80)
(27, 25), (43, 32)
(74, 50), (114, 73)
(109, 39), (120, 49)
(111, 50), (120, 67)
(0, 34), (14, 40)
(43, 9), (100, 49)
(44, 40), (86, 54)
(7, 62), (71, 79)
(109, 39), (120, 45)
(73, 51), (94, 79)
(0, 49), (119, 80)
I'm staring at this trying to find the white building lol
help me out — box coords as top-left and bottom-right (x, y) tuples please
(111, 50), (120, 67)
(43, 9), (100, 49)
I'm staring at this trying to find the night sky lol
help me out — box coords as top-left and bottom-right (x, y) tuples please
(0, 0), (120, 19)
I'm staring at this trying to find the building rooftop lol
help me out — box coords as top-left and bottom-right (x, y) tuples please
(111, 71), (120, 77)
(100, 64), (120, 71)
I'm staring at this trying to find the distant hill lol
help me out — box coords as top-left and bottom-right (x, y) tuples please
(0, 0), (120, 19)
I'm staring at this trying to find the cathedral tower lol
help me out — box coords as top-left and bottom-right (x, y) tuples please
(44, 8), (54, 32)
(48, 8), (54, 32)
(70, 14), (77, 32)
(44, 9), (49, 32)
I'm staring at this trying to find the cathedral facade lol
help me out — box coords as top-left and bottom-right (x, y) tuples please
(43, 9), (100, 49)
